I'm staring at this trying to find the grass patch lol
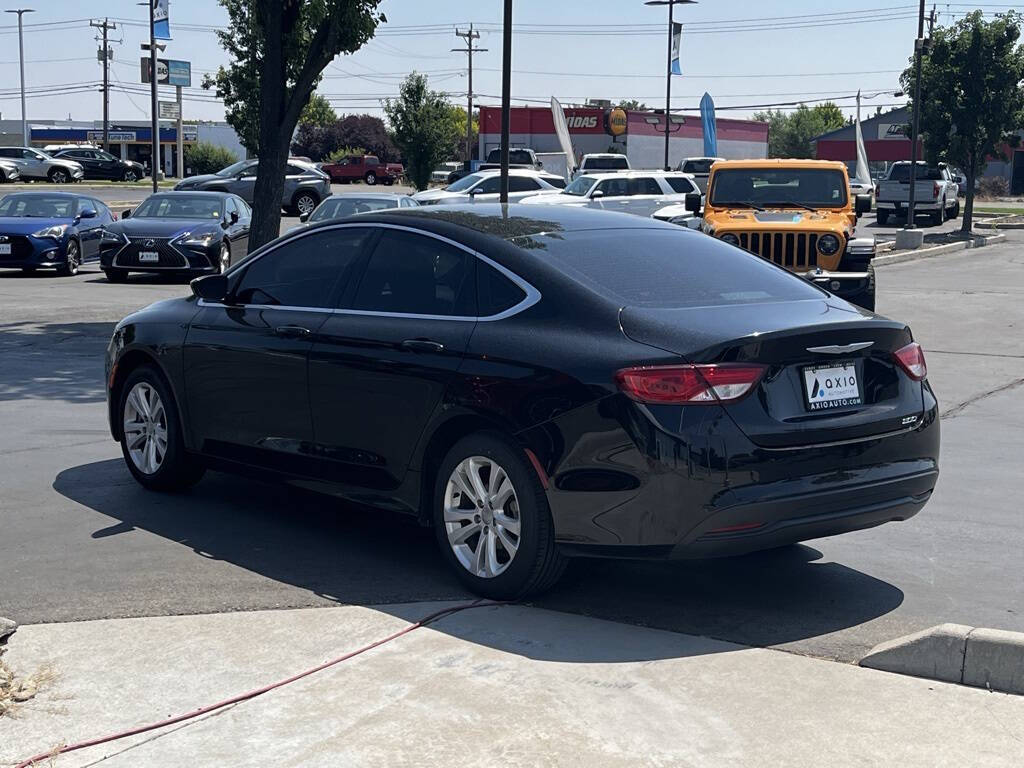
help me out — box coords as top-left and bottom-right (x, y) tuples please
(975, 206), (1024, 215)
(0, 655), (58, 717)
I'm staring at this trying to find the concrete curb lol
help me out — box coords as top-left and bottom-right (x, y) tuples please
(975, 217), (1024, 230)
(860, 623), (1024, 695)
(873, 232), (1006, 267)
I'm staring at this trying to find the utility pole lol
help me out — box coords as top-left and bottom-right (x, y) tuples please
(91, 18), (116, 152)
(5, 8), (34, 147)
(453, 24), (486, 168)
(905, 0), (927, 229)
(499, 0), (512, 203)
(644, 1), (697, 171)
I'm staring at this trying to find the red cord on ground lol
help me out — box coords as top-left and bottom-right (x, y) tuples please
(16, 599), (503, 768)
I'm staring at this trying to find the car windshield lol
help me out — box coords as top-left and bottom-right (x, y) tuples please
(446, 173), (485, 192)
(310, 197), (402, 221)
(512, 228), (824, 308)
(132, 196), (223, 219)
(710, 168), (848, 208)
(216, 160), (254, 177)
(563, 176), (597, 196)
(0, 194), (75, 218)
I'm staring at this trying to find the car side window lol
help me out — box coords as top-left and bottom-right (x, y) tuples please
(93, 200), (113, 223)
(596, 177), (630, 197)
(666, 177), (697, 194)
(477, 260), (526, 317)
(350, 230), (476, 317)
(233, 228), (372, 308)
(0, 148), (13, 158)
(509, 177), (541, 192)
(285, 164), (306, 176)
(224, 197), (238, 220)
(475, 177), (502, 194)
(234, 197), (251, 220)
(631, 177), (663, 195)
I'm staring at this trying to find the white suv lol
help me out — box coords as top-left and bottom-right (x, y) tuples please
(572, 153), (630, 179)
(411, 168), (566, 205)
(519, 171), (700, 218)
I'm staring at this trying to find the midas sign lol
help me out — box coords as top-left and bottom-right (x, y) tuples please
(566, 114), (599, 129)
(607, 107), (627, 137)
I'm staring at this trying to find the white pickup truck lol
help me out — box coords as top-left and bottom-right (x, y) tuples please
(875, 161), (960, 225)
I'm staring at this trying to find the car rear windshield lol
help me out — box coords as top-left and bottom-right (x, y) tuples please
(584, 157), (628, 170)
(887, 164), (945, 181)
(511, 228), (825, 308)
(682, 159), (714, 174)
(710, 168), (848, 208)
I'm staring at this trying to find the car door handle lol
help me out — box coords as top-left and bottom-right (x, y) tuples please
(400, 339), (445, 353)
(275, 325), (311, 338)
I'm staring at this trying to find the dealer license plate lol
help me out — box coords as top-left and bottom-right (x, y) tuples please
(0, 244), (10, 255)
(803, 363), (862, 411)
(138, 251), (159, 263)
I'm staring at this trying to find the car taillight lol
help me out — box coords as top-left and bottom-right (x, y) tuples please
(894, 342), (927, 380)
(615, 364), (766, 404)
(933, 182), (940, 198)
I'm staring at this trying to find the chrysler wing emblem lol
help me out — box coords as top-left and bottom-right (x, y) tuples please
(806, 341), (875, 355)
(144, 239), (156, 248)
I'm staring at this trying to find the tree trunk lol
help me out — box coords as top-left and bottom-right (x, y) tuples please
(248, 1), (288, 251)
(961, 152), (976, 234)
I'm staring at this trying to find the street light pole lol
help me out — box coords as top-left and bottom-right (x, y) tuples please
(5, 8), (34, 146)
(644, 1), (696, 171)
(905, 0), (926, 229)
(148, 0), (159, 193)
(499, 0), (512, 204)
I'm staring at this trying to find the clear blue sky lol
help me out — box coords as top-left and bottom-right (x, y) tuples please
(0, 1), (1013, 125)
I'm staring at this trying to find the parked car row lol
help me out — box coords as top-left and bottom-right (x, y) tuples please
(174, 158), (332, 217)
(0, 145), (150, 183)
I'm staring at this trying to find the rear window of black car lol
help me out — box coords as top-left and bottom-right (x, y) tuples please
(511, 228), (825, 308)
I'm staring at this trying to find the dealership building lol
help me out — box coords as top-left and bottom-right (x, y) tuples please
(814, 105), (1024, 193)
(0, 119), (245, 178)
(478, 105), (768, 169)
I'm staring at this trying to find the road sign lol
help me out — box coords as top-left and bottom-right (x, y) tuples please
(159, 101), (180, 120)
(140, 58), (191, 87)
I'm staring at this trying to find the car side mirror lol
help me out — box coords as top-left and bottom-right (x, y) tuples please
(230, 211), (239, 224)
(299, 212), (310, 223)
(191, 274), (229, 302)
(684, 192), (702, 213)
(80, 208), (97, 219)
(591, 189), (605, 199)
(468, 187), (481, 195)
(121, 208), (131, 219)
(854, 194), (872, 217)
(537, 160), (543, 168)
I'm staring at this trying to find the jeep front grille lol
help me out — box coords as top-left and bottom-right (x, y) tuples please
(735, 232), (819, 269)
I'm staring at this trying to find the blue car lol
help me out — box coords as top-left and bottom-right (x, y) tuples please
(0, 191), (116, 276)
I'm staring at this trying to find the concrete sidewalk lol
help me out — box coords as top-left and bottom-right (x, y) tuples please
(2, 604), (1022, 767)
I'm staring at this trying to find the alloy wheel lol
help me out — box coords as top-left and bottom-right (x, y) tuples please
(296, 195), (316, 215)
(125, 170), (138, 182)
(65, 241), (80, 275)
(51, 170), (68, 184)
(123, 382), (168, 475)
(444, 456), (521, 578)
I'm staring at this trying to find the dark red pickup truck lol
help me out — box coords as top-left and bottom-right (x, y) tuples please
(319, 155), (403, 186)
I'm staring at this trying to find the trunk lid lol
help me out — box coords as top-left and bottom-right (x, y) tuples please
(620, 299), (925, 448)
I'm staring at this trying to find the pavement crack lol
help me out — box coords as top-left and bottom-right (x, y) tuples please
(941, 377), (1024, 420)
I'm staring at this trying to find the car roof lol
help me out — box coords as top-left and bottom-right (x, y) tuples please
(470, 168), (557, 178)
(323, 192), (409, 201)
(147, 191), (232, 198)
(578, 170), (693, 178)
(0, 190), (94, 198)
(582, 153), (628, 159)
(328, 203), (668, 241)
(712, 159), (847, 170)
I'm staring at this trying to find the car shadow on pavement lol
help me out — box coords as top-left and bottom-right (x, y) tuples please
(53, 459), (904, 663)
(0, 320), (114, 403)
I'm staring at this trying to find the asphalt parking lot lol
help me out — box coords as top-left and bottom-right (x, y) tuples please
(1, 225), (1021, 663)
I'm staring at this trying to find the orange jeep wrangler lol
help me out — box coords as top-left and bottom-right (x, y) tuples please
(684, 159), (876, 311)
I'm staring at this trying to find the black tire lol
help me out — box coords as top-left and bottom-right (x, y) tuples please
(104, 268), (129, 283)
(433, 432), (566, 599)
(364, 171), (377, 185)
(858, 264), (876, 312)
(931, 202), (944, 226)
(950, 199), (960, 218)
(123, 169), (139, 182)
(48, 168), (70, 184)
(56, 239), (81, 277)
(876, 210), (889, 225)
(118, 365), (205, 491)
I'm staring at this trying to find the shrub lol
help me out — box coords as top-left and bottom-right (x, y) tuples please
(975, 175), (1009, 200)
(325, 146), (367, 164)
(185, 141), (238, 176)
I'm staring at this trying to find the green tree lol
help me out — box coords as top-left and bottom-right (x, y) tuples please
(203, 0), (385, 249)
(446, 105), (478, 162)
(753, 103), (846, 158)
(184, 141), (238, 176)
(300, 92), (337, 127)
(617, 99), (647, 111)
(384, 73), (460, 190)
(901, 10), (1024, 231)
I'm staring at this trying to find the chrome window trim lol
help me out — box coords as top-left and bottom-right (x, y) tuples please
(202, 221), (541, 322)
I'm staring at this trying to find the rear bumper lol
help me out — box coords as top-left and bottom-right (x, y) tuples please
(529, 387), (940, 560)
(877, 200), (941, 211)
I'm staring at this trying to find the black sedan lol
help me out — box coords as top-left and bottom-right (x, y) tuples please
(99, 191), (250, 282)
(104, 204), (939, 598)
(51, 148), (146, 182)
